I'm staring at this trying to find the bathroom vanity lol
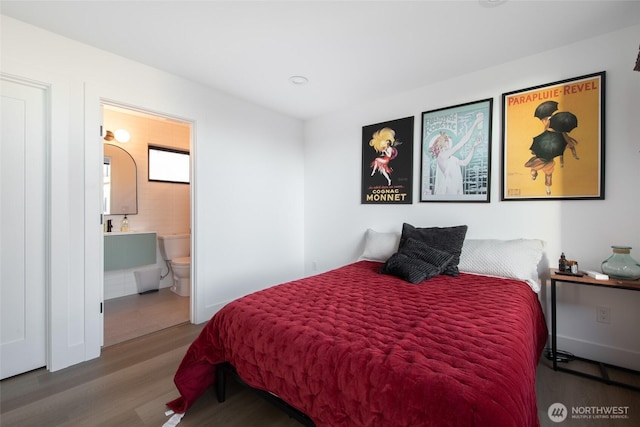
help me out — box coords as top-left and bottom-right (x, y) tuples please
(104, 231), (156, 271)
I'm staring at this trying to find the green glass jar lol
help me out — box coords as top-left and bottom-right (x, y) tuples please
(601, 246), (640, 280)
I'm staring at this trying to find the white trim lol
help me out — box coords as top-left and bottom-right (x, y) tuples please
(0, 72), (50, 376)
(0, 59), (82, 372)
(86, 89), (198, 331)
(556, 335), (640, 372)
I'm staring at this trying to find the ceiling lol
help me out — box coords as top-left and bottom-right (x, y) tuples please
(2, 1), (639, 120)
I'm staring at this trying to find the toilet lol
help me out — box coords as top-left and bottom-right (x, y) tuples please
(158, 233), (191, 297)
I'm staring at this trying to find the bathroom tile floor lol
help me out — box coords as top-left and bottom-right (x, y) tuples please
(103, 287), (190, 347)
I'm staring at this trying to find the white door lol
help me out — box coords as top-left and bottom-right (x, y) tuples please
(0, 76), (47, 379)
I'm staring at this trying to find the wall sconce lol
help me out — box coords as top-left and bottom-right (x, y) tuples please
(103, 129), (131, 143)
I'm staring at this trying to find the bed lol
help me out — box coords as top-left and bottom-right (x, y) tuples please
(166, 225), (548, 426)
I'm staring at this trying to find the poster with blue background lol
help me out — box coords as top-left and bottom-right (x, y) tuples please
(420, 99), (493, 202)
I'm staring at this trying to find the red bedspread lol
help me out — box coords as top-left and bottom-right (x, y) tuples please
(167, 261), (548, 426)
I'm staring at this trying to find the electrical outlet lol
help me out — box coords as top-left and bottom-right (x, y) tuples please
(596, 306), (611, 324)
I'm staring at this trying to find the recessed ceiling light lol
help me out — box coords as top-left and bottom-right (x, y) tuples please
(289, 75), (309, 85)
(479, 0), (507, 7)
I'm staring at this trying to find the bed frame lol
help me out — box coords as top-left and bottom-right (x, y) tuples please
(216, 362), (316, 426)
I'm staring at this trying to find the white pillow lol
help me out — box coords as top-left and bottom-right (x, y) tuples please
(458, 239), (544, 292)
(358, 229), (400, 262)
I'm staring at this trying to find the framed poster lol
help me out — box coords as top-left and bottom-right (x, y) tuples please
(361, 116), (413, 204)
(501, 71), (605, 200)
(420, 99), (492, 202)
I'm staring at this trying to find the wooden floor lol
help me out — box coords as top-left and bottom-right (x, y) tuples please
(536, 357), (640, 426)
(104, 287), (190, 347)
(1, 323), (639, 426)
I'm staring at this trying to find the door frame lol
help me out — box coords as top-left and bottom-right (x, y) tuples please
(0, 73), (49, 378)
(86, 92), (197, 351)
(1, 59), (91, 373)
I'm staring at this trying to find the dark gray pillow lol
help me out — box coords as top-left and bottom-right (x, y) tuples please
(381, 238), (454, 284)
(399, 223), (468, 276)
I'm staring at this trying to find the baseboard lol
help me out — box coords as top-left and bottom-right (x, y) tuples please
(554, 335), (640, 371)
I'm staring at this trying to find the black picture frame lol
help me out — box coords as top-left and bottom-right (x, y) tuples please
(420, 98), (493, 202)
(361, 116), (414, 204)
(501, 72), (605, 200)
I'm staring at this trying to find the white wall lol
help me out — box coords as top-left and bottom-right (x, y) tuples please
(1, 15), (305, 371)
(304, 25), (640, 370)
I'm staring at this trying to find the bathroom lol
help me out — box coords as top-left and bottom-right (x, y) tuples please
(102, 104), (192, 346)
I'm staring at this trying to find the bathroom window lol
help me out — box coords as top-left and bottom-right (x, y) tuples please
(148, 145), (190, 184)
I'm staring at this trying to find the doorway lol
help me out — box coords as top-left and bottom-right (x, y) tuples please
(101, 103), (193, 346)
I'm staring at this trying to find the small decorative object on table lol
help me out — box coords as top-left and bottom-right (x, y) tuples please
(557, 252), (582, 275)
(601, 246), (640, 280)
(559, 252), (568, 272)
(568, 260), (579, 274)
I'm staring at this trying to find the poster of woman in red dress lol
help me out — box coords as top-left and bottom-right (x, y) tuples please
(361, 116), (414, 204)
